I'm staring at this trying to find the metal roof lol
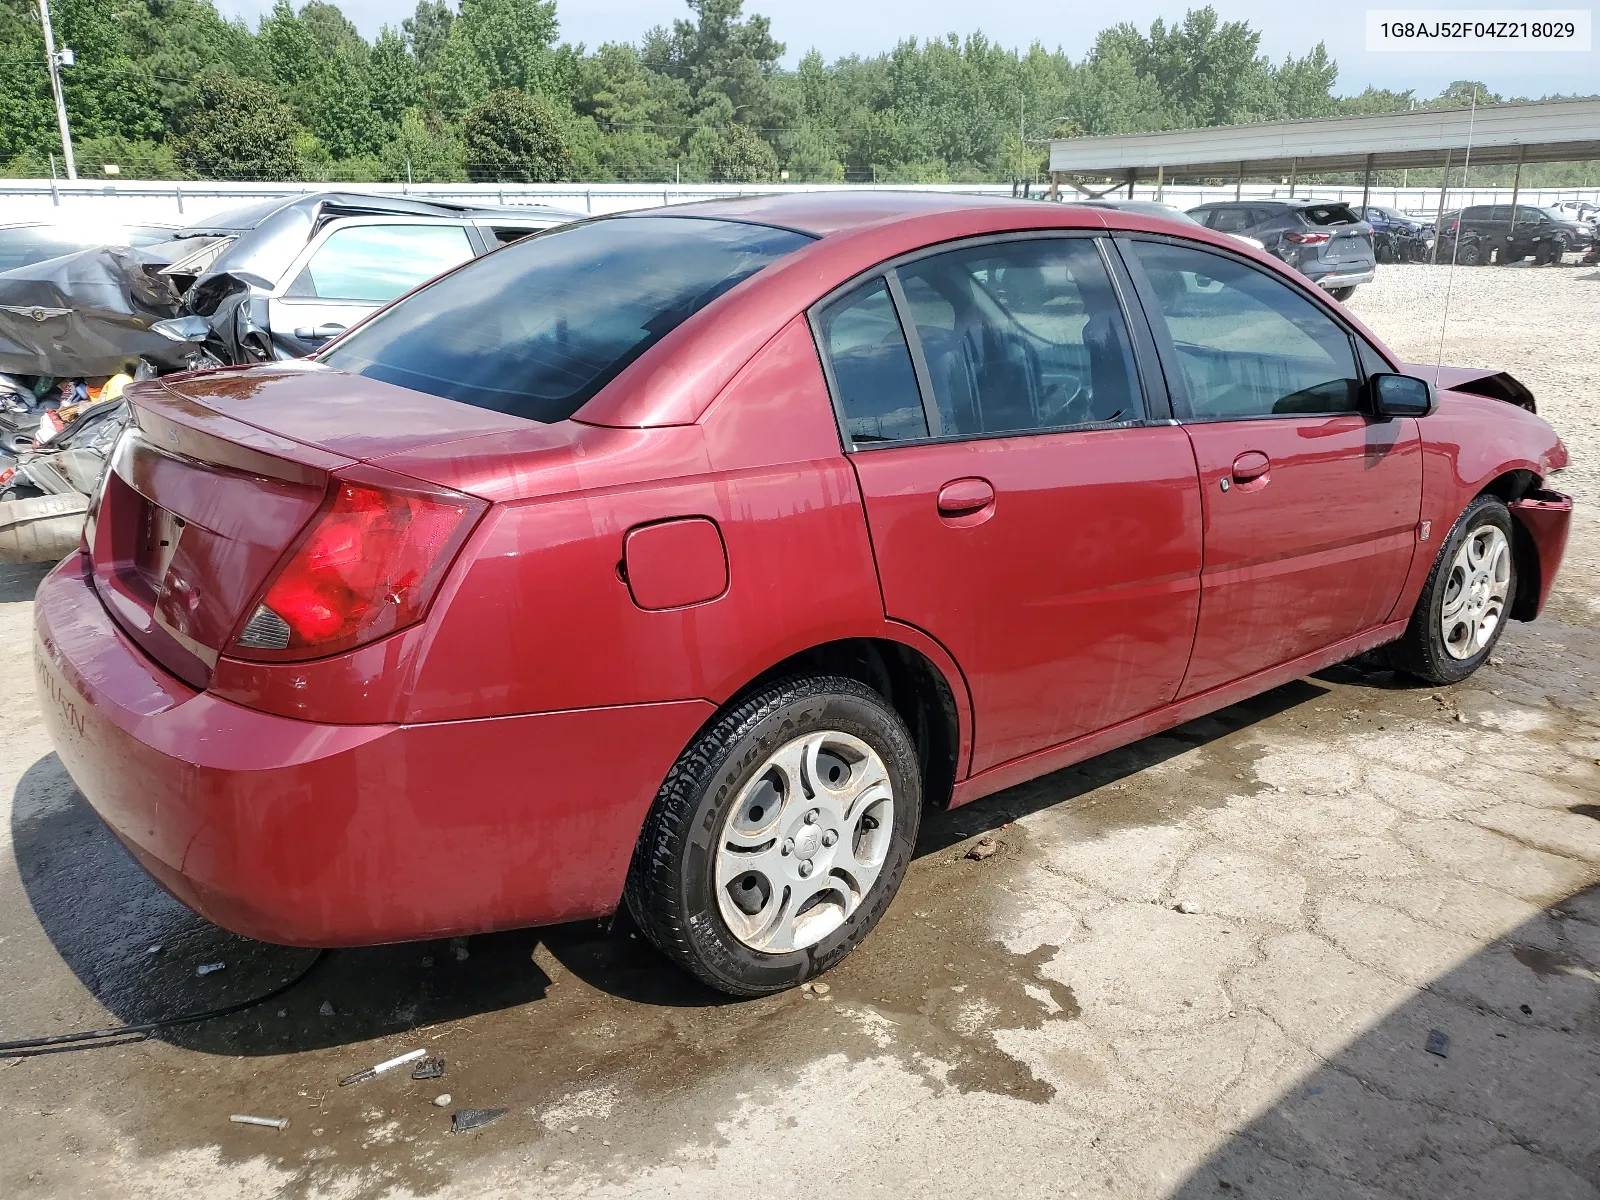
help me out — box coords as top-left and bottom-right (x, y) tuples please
(1048, 98), (1600, 182)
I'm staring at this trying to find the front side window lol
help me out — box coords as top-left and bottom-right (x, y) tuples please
(322, 217), (812, 422)
(289, 224), (476, 302)
(817, 278), (928, 444)
(1129, 239), (1360, 420)
(893, 237), (1143, 436)
(1209, 208), (1255, 233)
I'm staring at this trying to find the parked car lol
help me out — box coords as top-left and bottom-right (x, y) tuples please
(1068, 199), (1266, 249)
(1355, 205), (1433, 263)
(1185, 199), (1376, 300)
(0, 219), (180, 274)
(1548, 200), (1599, 226)
(36, 194), (1571, 996)
(1436, 204), (1595, 266)
(0, 191), (583, 382)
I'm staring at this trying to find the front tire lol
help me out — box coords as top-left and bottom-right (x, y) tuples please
(624, 675), (922, 996)
(1388, 495), (1516, 685)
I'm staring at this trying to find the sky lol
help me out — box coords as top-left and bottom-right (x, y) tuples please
(211, 0), (1600, 100)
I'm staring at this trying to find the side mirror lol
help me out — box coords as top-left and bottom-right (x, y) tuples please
(1368, 372), (1435, 418)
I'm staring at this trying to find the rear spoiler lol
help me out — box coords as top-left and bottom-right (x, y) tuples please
(1400, 364), (1536, 414)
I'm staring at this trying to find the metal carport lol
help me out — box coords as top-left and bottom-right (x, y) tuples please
(1046, 97), (1600, 219)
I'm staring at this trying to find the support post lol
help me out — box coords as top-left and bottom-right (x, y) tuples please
(1235, 161), (1244, 200)
(1432, 148), (1453, 264)
(1155, 164), (1164, 202)
(1126, 168), (1136, 199)
(1288, 158), (1297, 197)
(1508, 144), (1525, 227)
(1048, 171), (1061, 201)
(37, 0), (76, 180)
(1361, 153), (1374, 216)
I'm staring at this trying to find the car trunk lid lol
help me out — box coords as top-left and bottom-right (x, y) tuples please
(86, 363), (535, 688)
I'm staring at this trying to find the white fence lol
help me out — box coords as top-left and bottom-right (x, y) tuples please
(2, 178), (1598, 225)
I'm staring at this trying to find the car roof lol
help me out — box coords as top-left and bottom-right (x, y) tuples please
(635, 190), (1050, 237)
(182, 191), (583, 235)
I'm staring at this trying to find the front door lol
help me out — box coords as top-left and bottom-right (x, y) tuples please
(1120, 237), (1422, 697)
(814, 235), (1203, 774)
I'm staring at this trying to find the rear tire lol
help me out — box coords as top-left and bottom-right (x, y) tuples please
(1387, 495), (1516, 685)
(1329, 286), (1356, 302)
(1456, 240), (1482, 266)
(624, 675), (922, 996)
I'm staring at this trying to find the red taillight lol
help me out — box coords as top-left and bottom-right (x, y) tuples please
(1284, 231), (1331, 245)
(233, 477), (483, 659)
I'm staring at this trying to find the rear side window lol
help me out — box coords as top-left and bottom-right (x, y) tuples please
(1301, 204), (1359, 227)
(322, 217), (812, 422)
(1208, 209), (1256, 233)
(287, 224), (475, 302)
(818, 279), (928, 443)
(1130, 239), (1359, 420)
(895, 237), (1143, 435)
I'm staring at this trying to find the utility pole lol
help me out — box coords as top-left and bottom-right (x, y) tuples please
(37, 0), (76, 179)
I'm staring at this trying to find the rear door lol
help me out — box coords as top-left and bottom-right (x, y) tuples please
(814, 234), (1203, 774)
(1119, 236), (1421, 697)
(267, 219), (478, 357)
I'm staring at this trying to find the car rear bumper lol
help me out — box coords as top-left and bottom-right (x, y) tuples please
(1311, 267), (1376, 290)
(35, 551), (712, 946)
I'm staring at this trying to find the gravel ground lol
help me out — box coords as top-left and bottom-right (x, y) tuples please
(0, 263), (1596, 1199)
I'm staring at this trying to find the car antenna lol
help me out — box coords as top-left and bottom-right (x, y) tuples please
(1434, 86), (1479, 385)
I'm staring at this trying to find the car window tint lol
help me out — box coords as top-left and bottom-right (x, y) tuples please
(895, 237), (1142, 436)
(1130, 240), (1360, 420)
(289, 224), (475, 302)
(1209, 208), (1254, 232)
(322, 217), (812, 423)
(818, 278), (928, 443)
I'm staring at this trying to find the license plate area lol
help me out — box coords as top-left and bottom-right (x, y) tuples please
(133, 503), (185, 597)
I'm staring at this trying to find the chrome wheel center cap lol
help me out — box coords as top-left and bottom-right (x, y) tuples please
(794, 825), (822, 859)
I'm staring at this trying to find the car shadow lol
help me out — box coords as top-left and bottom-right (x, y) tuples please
(1171, 882), (1600, 1197)
(0, 559), (53, 604)
(8, 679), (1329, 1055)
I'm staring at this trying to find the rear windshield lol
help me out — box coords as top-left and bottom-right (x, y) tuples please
(321, 216), (813, 422)
(1300, 204), (1359, 227)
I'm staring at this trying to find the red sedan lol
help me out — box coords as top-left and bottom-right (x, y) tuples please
(35, 193), (1571, 996)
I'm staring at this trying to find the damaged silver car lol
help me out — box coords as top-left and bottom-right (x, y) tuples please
(0, 191), (581, 560)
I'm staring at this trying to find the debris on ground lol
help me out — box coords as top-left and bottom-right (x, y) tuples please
(451, 1107), (507, 1133)
(318, 1001), (335, 1017)
(1425, 1029), (1451, 1058)
(811, 981), (830, 996)
(433, 1094), (452, 1108)
(965, 837), (998, 861)
(411, 1056), (446, 1080)
(229, 1115), (289, 1130)
(340, 1048), (427, 1087)
(195, 962), (226, 977)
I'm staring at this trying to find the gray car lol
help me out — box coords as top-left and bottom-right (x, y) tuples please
(1185, 199), (1377, 300)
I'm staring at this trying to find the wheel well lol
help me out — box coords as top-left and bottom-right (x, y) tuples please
(742, 638), (962, 810)
(1477, 471), (1542, 620)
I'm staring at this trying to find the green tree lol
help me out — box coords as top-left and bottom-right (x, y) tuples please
(461, 86), (574, 181)
(403, 0), (453, 72)
(174, 72), (304, 179)
(380, 106), (467, 180)
(700, 121), (777, 181)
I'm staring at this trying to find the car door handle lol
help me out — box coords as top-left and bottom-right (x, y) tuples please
(293, 322), (346, 340)
(1231, 451), (1271, 483)
(936, 477), (995, 519)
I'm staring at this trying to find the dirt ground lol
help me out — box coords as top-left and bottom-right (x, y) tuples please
(1, 262), (1596, 1199)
